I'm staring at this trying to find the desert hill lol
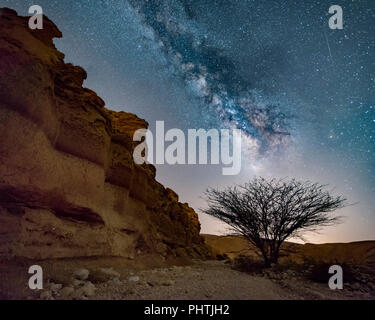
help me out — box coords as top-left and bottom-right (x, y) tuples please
(203, 234), (375, 265)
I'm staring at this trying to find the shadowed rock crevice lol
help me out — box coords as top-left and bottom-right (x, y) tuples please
(52, 208), (105, 225)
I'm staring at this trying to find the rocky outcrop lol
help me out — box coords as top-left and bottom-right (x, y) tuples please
(0, 8), (209, 260)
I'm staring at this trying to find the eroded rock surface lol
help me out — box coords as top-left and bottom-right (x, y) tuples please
(0, 8), (209, 260)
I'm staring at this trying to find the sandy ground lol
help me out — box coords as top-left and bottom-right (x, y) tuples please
(91, 260), (373, 300)
(1, 258), (374, 300)
(93, 260), (293, 300)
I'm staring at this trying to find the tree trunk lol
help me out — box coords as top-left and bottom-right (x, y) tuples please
(270, 248), (280, 265)
(261, 249), (271, 268)
(262, 255), (271, 268)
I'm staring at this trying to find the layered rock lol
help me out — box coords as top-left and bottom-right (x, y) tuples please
(0, 8), (209, 260)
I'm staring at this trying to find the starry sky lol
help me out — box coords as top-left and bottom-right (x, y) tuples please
(3, 0), (375, 243)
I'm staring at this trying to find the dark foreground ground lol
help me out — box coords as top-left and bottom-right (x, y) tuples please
(1, 257), (374, 300)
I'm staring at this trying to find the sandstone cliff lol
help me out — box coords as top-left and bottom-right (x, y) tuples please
(0, 8), (209, 260)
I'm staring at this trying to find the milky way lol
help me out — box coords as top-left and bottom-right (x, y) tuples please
(127, 0), (291, 155)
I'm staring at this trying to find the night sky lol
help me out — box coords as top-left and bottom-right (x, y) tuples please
(3, 0), (375, 243)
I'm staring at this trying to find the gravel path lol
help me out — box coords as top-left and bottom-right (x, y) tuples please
(92, 261), (304, 300)
(2, 259), (371, 300)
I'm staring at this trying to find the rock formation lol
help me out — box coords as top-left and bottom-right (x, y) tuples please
(0, 8), (209, 260)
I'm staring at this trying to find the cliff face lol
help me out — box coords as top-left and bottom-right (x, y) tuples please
(0, 8), (209, 260)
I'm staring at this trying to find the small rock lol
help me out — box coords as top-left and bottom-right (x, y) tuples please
(73, 281), (96, 299)
(99, 268), (120, 278)
(108, 277), (122, 285)
(128, 276), (140, 282)
(161, 279), (175, 286)
(60, 286), (74, 298)
(72, 279), (86, 288)
(40, 290), (53, 300)
(73, 268), (90, 281)
(49, 283), (63, 293)
(82, 281), (96, 296)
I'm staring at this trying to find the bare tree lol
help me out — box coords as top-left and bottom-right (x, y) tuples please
(202, 178), (346, 267)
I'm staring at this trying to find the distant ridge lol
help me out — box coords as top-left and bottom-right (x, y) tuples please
(202, 234), (375, 264)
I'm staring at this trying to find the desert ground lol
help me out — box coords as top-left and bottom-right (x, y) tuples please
(1, 235), (374, 300)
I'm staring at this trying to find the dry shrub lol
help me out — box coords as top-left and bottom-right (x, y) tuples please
(232, 255), (266, 274)
(306, 261), (357, 283)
